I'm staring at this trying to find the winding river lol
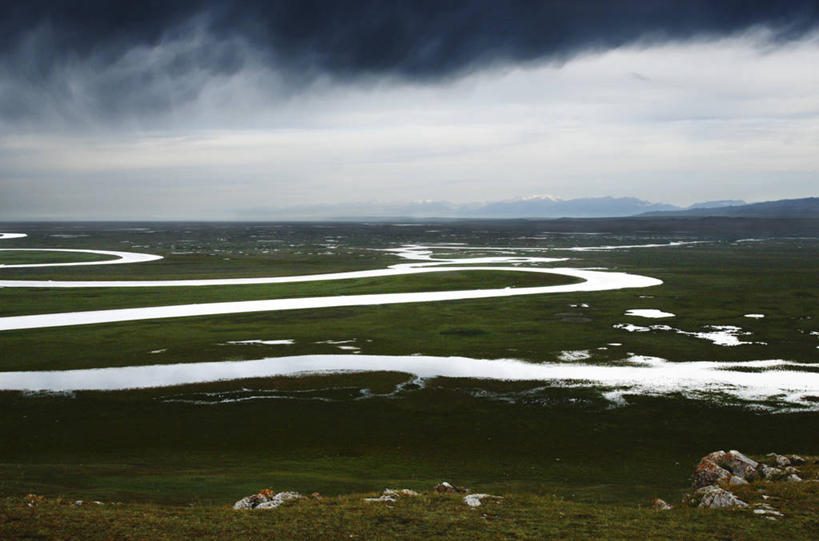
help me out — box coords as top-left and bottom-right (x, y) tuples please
(0, 235), (662, 331)
(3, 231), (816, 409)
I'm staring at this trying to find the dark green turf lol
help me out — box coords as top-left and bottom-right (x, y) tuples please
(0, 220), (816, 509)
(0, 374), (817, 505)
(4, 479), (819, 541)
(0, 237), (815, 371)
(0, 250), (116, 265)
(0, 270), (578, 317)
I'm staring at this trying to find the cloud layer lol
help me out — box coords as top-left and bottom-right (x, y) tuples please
(3, 1), (819, 125)
(0, 2), (817, 219)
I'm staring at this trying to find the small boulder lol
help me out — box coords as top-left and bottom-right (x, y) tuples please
(364, 493), (396, 503)
(693, 457), (731, 489)
(759, 464), (784, 480)
(463, 494), (503, 508)
(787, 454), (806, 465)
(254, 492), (303, 509)
(753, 508), (784, 518)
(752, 502), (784, 518)
(233, 496), (261, 510)
(233, 488), (274, 510)
(724, 450), (759, 480)
(766, 453), (791, 467)
(701, 450), (728, 465)
(233, 489), (303, 510)
(727, 475), (749, 486)
(72, 500), (104, 506)
(692, 486), (748, 509)
(784, 474), (802, 483)
(693, 450), (761, 489)
(434, 481), (468, 494)
(651, 498), (672, 510)
(363, 488), (419, 503)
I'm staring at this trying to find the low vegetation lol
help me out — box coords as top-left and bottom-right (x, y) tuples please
(2, 458), (816, 540)
(0, 220), (816, 538)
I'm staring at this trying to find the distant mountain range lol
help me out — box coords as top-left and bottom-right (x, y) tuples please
(468, 196), (684, 218)
(241, 196), (818, 220)
(638, 197), (819, 218)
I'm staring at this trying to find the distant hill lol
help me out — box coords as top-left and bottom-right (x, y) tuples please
(470, 196), (679, 218)
(685, 199), (746, 210)
(235, 196), (813, 220)
(639, 197), (818, 218)
(242, 196), (732, 220)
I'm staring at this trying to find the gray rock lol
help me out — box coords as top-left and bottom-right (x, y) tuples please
(396, 488), (419, 496)
(364, 488), (419, 502)
(464, 494), (503, 508)
(760, 464), (784, 480)
(694, 486), (748, 508)
(724, 450), (759, 480)
(233, 490), (302, 510)
(784, 474), (802, 483)
(692, 449), (762, 489)
(71, 500), (104, 507)
(787, 454), (806, 465)
(692, 453), (731, 489)
(434, 481), (468, 494)
(363, 493), (396, 503)
(752, 502), (784, 518)
(753, 508), (784, 517)
(766, 453), (791, 467)
(254, 491), (303, 509)
(233, 496), (260, 510)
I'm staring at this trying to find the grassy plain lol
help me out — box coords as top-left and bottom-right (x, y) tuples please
(3, 469), (818, 541)
(0, 270), (578, 318)
(0, 251), (116, 265)
(0, 219), (816, 538)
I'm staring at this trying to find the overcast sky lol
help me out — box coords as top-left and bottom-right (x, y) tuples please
(1, 1), (818, 220)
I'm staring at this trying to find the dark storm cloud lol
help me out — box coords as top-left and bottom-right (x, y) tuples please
(1, 0), (818, 124)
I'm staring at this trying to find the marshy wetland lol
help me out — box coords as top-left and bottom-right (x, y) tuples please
(0, 219), (817, 538)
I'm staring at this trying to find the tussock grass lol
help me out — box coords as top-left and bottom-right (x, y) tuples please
(2, 478), (817, 541)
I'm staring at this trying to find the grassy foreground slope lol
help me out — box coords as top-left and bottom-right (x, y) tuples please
(0, 497), (812, 540)
(2, 464), (818, 540)
(1, 376), (817, 505)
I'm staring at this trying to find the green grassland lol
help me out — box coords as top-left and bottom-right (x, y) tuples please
(0, 220), (816, 538)
(0, 250), (116, 265)
(3, 471), (818, 541)
(0, 235), (815, 372)
(0, 270), (578, 318)
(1, 374), (817, 505)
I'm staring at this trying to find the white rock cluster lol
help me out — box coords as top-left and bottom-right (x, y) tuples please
(363, 488), (419, 502)
(463, 493), (503, 508)
(233, 490), (303, 510)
